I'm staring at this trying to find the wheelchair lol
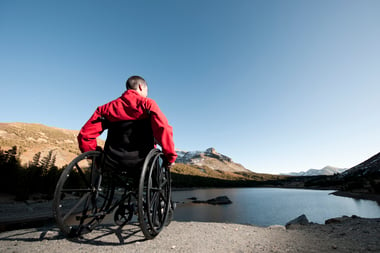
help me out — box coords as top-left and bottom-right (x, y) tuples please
(52, 147), (172, 240)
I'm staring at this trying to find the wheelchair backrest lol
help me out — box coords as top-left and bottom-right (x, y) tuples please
(103, 118), (154, 170)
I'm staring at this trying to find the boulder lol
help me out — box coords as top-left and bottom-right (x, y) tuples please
(192, 195), (232, 205)
(325, 218), (343, 224)
(285, 214), (309, 229)
(325, 215), (358, 224)
(207, 196), (232, 205)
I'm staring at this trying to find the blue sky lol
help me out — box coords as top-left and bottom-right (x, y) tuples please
(1, 0), (379, 174)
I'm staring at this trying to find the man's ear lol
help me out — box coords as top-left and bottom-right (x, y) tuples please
(138, 83), (143, 91)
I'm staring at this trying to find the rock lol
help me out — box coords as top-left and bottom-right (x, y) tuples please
(192, 196), (232, 205)
(207, 196), (232, 205)
(325, 218), (343, 224)
(325, 215), (356, 224)
(285, 214), (309, 229)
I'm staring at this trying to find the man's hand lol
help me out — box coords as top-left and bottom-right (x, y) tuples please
(166, 162), (175, 169)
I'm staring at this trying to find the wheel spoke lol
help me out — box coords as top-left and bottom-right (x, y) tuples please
(62, 192), (91, 222)
(75, 163), (91, 189)
(61, 188), (91, 193)
(150, 191), (160, 207)
(159, 178), (168, 189)
(152, 166), (160, 187)
(159, 191), (169, 203)
(150, 192), (161, 227)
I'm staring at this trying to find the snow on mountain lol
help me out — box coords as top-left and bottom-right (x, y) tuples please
(284, 166), (347, 176)
(175, 147), (250, 173)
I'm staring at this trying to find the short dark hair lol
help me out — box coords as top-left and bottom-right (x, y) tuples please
(126, 75), (146, 90)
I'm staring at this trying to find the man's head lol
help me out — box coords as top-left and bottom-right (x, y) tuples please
(126, 75), (148, 97)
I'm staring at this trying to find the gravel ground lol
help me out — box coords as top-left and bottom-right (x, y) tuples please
(0, 217), (380, 253)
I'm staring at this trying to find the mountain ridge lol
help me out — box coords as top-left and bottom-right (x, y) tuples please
(341, 152), (380, 177)
(283, 166), (347, 176)
(175, 147), (251, 173)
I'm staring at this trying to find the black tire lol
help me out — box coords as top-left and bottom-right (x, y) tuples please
(138, 149), (171, 239)
(114, 192), (135, 226)
(52, 151), (114, 237)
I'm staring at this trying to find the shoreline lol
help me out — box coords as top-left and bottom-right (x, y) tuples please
(331, 190), (380, 203)
(1, 188), (379, 233)
(0, 188), (379, 252)
(1, 218), (380, 252)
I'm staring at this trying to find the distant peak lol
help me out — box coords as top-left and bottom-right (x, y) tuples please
(205, 147), (217, 154)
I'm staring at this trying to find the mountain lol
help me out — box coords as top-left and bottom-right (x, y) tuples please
(287, 153), (380, 194)
(0, 122), (104, 167)
(172, 148), (286, 187)
(341, 152), (380, 177)
(336, 153), (380, 194)
(172, 147), (291, 187)
(175, 147), (251, 173)
(285, 166), (347, 176)
(334, 152), (380, 194)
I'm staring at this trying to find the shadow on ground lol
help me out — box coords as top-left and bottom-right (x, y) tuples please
(0, 222), (149, 246)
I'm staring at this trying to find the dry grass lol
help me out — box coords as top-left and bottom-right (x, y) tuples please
(0, 122), (104, 167)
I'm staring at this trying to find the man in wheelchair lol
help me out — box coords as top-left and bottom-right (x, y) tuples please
(73, 75), (177, 237)
(77, 75), (177, 174)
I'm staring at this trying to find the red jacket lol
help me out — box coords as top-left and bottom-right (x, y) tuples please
(77, 90), (177, 163)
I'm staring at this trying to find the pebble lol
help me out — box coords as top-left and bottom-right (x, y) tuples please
(268, 225), (286, 231)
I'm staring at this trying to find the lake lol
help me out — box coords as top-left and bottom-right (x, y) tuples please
(171, 188), (380, 226)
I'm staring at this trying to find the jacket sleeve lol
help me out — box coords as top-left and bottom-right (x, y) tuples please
(77, 106), (105, 153)
(147, 100), (177, 163)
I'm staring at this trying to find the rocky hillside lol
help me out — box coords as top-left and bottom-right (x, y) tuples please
(0, 122), (104, 167)
(172, 148), (287, 186)
(337, 152), (380, 193)
(175, 147), (251, 173)
(341, 152), (380, 177)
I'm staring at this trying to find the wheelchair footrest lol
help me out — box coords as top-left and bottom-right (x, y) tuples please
(75, 211), (107, 220)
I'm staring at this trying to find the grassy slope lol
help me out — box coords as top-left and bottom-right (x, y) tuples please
(171, 163), (288, 188)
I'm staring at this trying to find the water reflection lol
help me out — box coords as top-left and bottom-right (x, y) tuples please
(172, 188), (380, 226)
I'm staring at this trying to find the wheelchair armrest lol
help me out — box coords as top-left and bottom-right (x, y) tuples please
(92, 116), (109, 129)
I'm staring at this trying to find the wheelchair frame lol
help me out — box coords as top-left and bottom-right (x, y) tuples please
(52, 148), (171, 240)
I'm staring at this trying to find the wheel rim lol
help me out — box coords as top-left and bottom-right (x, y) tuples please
(138, 149), (171, 239)
(146, 154), (170, 233)
(53, 151), (114, 236)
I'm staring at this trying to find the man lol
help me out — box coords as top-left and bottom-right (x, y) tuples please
(77, 75), (177, 171)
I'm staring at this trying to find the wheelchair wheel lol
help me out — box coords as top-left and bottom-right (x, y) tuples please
(138, 149), (171, 239)
(53, 151), (114, 237)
